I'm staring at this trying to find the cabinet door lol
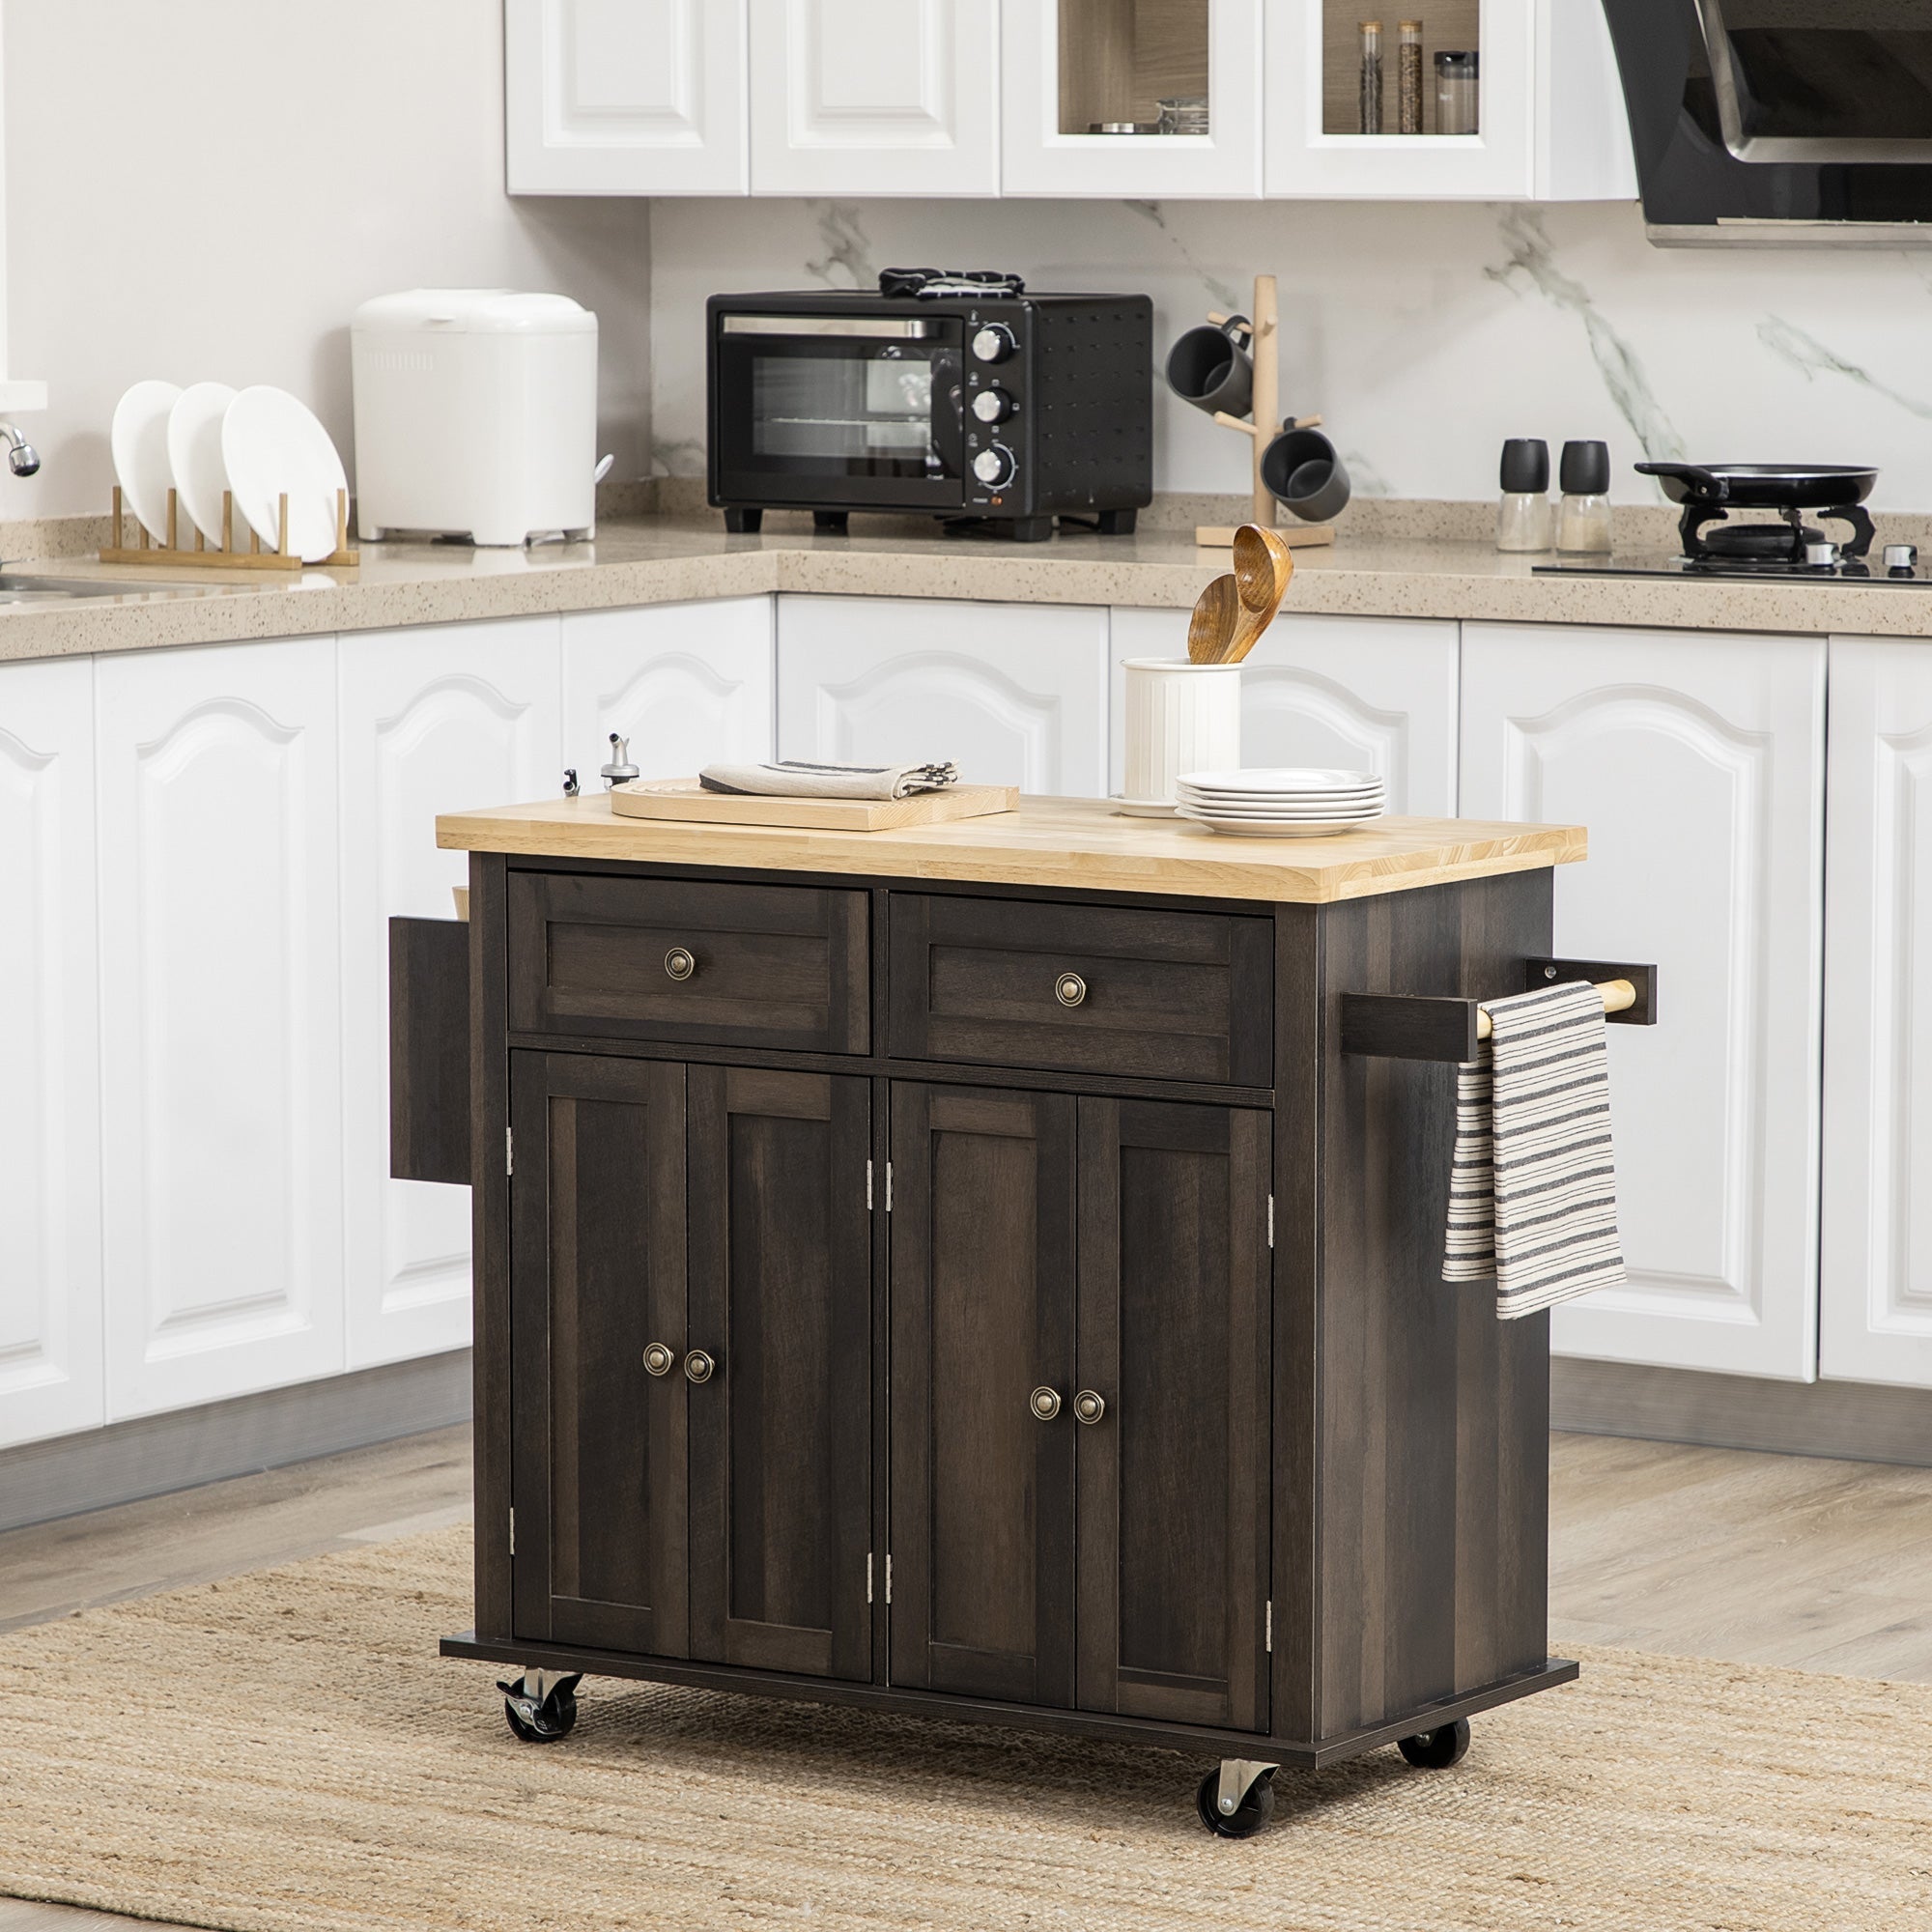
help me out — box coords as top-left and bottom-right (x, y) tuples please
(778, 594), (1111, 796)
(890, 1085), (1077, 1706)
(1075, 1097), (1270, 1731)
(750, 0), (999, 195)
(1461, 623), (1827, 1380)
(1002, 0), (1263, 196)
(506, 0), (750, 194)
(511, 1053), (690, 1656)
(688, 1065), (871, 1678)
(0, 658), (102, 1448)
(562, 599), (774, 781)
(97, 639), (344, 1420)
(339, 618), (562, 1371)
(1821, 639), (1932, 1388)
(1109, 610), (1458, 810)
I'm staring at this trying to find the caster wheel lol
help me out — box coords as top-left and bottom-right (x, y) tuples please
(1196, 1766), (1275, 1838)
(497, 1672), (582, 1743)
(1397, 1719), (1470, 1770)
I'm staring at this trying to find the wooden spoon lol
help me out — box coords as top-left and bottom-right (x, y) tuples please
(1186, 573), (1242, 664)
(1222, 524), (1295, 664)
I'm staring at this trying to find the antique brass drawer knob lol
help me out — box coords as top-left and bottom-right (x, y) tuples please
(665, 947), (696, 981)
(642, 1342), (676, 1378)
(1029, 1386), (1063, 1421)
(684, 1349), (717, 1383)
(1055, 971), (1087, 1008)
(1073, 1390), (1106, 1425)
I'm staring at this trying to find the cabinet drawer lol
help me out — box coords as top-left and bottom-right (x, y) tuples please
(509, 872), (869, 1052)
(889, 895), (1271, 1086)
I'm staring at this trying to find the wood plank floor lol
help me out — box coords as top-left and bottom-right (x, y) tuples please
(3, 1425), (1931, 1930)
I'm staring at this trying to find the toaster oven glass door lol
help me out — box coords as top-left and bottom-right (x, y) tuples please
(712, 315), (967, 510)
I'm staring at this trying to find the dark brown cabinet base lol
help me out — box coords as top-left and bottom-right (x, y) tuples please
(435, 853), (1577, 1831)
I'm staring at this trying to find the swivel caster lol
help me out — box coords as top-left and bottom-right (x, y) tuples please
(497, 1668), (582, 1743)
(1196, 1759), (1277, 1837)
(1397, 1718), (1470, 1769)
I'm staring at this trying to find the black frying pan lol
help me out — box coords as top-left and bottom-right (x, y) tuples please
(1635, 462), (1879, 509)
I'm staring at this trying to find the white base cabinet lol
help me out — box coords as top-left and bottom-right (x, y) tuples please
(0, 658), (102, 1448)
(97, 639), (347, 1419)
(778, 594), (1111, 796)
(1821, 639), (1932, 1389)
(1461, 623), (1827, 1382)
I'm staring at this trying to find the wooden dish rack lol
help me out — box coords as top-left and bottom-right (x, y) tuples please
(100, 486), (359, 571)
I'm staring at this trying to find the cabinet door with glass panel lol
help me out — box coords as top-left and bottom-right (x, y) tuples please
(1001, 0), (1264, 196)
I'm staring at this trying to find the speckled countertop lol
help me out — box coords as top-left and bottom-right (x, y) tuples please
(8, 509), (1932, 665)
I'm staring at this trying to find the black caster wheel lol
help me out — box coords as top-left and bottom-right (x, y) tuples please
(497, 1671), (582, 1743)
(1397, 1719), (1470, 1769)
(1196, 1766), (1276, 1837)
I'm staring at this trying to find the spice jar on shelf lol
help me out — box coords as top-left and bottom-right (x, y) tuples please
(1359, 21), (1384, 135)
(1435, 49), (1478, 136)
(1399, 22), (1425, 134)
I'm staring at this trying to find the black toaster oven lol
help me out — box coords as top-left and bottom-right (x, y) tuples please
(706, 288), (1152, 542)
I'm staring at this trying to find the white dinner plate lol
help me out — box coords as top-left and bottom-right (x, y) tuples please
(1178, 767), (1380, 794)
(1179, 779), (1384, 798)
(1181, 806), (1386, 822)
(1177, 792), (1384, 813)
(1178, 810), (1380, 838)
(165, 383), (239, 547)
(110, 380), (183, 540)
(1179, 787), (1384, 808)
(220, 384), (349, 563)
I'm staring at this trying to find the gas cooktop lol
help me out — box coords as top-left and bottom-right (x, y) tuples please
(1535, 541), (1932, 588)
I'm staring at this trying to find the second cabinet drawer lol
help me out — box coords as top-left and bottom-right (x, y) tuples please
(889, 895), (1271, 1086)
(510, 872), (869, 1052)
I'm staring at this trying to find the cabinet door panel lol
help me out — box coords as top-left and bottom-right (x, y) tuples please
(0, 658), (102, 1448)
(688, 1065), (871, 1679)
(512, 1053), (689, 1657)
(1462, 624), (1826, 1380)
(890, 1084), (1077, 1707)
(1076, 1097), (1269, 1732)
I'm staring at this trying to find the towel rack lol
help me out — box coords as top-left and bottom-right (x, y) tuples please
(1340, 956), (1658, 1063)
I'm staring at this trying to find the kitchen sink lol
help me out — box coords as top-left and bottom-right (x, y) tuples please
(0, 573), (194, 604)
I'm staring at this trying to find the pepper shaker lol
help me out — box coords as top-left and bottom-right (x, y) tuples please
(1555, 441), (1614, 554)
(1359, 21), (1384, 135)
(1495, 439), (1552, 554)
(1399, 21), (1425, 134)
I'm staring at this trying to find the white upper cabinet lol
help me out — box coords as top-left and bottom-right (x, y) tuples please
(0, 659), (101, 1449)
(1002, 0), (1264, 196)
(779, 594), (1110, 796)
(506, 0), (750, 193)
(1263, 0), (1634, 200)
(338, 619), (563, 1374)
(1820, 639), (1932, 1390)
(96, 639), (346, 1420)
(1461, 624), (1826, 1383)
(750, 0), (1000, 195)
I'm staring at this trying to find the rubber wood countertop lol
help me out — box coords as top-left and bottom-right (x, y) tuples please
(436, 795), (1586, 905)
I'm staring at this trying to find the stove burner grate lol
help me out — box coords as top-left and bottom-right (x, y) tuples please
(1679, 499), (1875, 563)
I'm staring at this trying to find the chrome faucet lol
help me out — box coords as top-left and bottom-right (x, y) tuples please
(0, 423), (40, 477)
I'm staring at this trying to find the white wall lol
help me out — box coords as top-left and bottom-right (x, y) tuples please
(1, 0), (652, 519)
(648, 195), (1932, 509)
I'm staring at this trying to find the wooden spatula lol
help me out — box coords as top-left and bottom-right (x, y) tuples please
(1222, 524), (1294, 663)
(1186, 574), (1242, 664)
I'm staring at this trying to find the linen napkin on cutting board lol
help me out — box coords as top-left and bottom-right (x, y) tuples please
(1441, 980), (1628, 1321)
(698, 758), (958, 801)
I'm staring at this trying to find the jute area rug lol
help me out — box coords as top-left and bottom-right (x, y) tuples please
(0, 1527), (1924, 1932)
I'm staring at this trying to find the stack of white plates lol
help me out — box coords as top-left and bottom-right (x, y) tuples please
(1175, 768), (1386, 838)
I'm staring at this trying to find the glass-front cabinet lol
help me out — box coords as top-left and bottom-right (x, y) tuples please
(1002, 0), (1264, 195)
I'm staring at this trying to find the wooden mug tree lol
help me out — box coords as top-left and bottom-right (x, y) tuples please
(1195, 273), (1336, 553)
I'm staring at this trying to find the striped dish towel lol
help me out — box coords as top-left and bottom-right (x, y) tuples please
(698, 759), (957, 801)
(1442, 980), (1627, 1320)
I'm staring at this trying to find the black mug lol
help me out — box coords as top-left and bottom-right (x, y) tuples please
(1261, 419), (1351, 524)
(1164, 315), (1254, 418)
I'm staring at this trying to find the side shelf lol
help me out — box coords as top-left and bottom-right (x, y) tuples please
(388, 917), (471, 1186)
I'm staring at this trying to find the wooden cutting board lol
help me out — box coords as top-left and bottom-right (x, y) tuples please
(610, 777), (1020, 832)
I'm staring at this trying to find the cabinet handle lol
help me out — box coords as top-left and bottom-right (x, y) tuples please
(684, 1349), (716, 1384)
(642, 1342), (675, 1378)
(665, 947), (696, 981)
(1073, 1389), (1106, 1425)
(1029, 1386), (1063, 1421)
(1054, 971), (1087, 1009)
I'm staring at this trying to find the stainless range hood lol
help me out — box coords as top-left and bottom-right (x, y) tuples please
(1602, 0), (1932, 244)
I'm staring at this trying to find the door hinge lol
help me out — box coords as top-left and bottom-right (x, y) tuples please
(1267, 1194), (1274, 1249)
(1265, 1599), (1272, 1652)
(867, 1552), (874, 1604)
(885, 1553), (893, 1605)
(885, 1162), (894, 1212)
(506, 1126), (515, 1178)
(867, 1159), (873, 1210)
(508, 1507), (516, 1557)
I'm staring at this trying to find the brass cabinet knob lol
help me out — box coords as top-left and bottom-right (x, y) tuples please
(665, 947), (696, 981)
(642, 1342), (675, 1378)
(1029, 1385), (1063, 1421)
(1073, 1389), (1106, 1425)
(1055, 971), (1088, 1009)
(684, 1349), (716, 1383)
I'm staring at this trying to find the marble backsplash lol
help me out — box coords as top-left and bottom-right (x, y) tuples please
(648, 195), (1932, 511)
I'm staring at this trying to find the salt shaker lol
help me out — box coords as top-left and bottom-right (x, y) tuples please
(1555, 441), (1614, 554)
(1496, 439), (1552, 554)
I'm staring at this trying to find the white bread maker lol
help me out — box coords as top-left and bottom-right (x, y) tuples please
(351, 289), (598, 546)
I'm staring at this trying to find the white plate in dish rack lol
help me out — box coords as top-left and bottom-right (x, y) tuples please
(110, 381), (183, 539)
(220, 384), (349, 562)
(165, 382), (239, 546)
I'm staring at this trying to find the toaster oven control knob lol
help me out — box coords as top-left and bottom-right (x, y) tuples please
(971, 385), (1015, 425)
(972, 443), (1016, 489)
(970, 323), (1016, 364)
